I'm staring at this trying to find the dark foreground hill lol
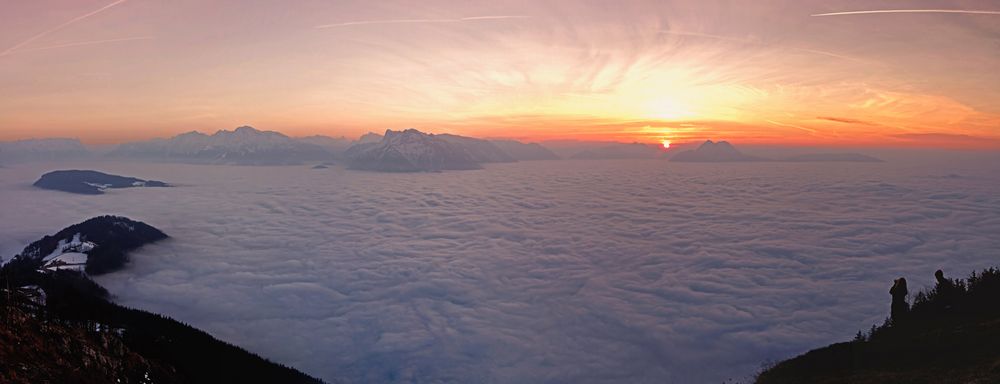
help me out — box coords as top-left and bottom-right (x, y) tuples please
(756, 267), (1000, 384)
(1, 216), (324, 384)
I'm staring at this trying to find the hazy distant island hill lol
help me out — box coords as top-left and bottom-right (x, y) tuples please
(34, 170), (169, 195)
(671, 140), (882, 163)
(109, 126), (333, 165)
(0, 216), (323, 384)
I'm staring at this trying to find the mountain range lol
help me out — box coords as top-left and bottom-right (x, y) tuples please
(109, 126), (333, 165)
(345, 129), (486, 172)
(569, 142), (665, 160)
(0, 138), (90, 163)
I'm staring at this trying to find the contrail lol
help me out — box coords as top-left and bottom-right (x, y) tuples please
(14, 36), (154, 54)
(1, 0), (128, 56)
(316, 15), (530, 29)
(812, 9), (1000, 17)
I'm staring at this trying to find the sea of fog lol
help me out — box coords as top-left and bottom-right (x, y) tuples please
(2, 156), (999, 383)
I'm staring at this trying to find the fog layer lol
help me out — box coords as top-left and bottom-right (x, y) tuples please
(1, 156), (998, 383)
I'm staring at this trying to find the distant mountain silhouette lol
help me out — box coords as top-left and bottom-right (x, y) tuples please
(109, 126), (333, 165)
(670, 140), (765, 162)
(671, 141), (884, 163)
(297, 135), (353, 158)
(34, 170), (169, 195)
(0, 138), (90, 163)
(437, 134), (516, 163)
(489, 140), (560, 161)
(781, 153), (883, 162)
(569, 143), (663, 160)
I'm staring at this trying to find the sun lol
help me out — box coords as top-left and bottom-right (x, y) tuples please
(661, 139), (671, 149)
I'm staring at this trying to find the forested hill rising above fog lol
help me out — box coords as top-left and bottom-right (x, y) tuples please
(757, 267), (1000, 384)
(0, 216), (324, 384)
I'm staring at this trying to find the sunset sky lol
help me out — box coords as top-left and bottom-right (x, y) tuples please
(1, 0), (998, 147)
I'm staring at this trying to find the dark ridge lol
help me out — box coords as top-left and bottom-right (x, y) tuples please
(756, 267), (1000, 384)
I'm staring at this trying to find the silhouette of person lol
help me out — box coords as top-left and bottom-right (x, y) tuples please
(889, 277), (909, 323)
(935, 269), (956, 310)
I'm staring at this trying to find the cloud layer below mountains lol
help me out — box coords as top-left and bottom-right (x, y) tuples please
(1, 156), (999, 383)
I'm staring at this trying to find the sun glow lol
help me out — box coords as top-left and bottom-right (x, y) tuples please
(661, 139), (671, 149)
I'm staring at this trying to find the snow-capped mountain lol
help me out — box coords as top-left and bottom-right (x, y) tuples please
(0, 138), (90, 163)
(489, 140), (560, 161)
(110, 126), (333, 165)
(670, 140), (764, 162)
(12, 216), (168, 275)
(344, 129), (484, 172)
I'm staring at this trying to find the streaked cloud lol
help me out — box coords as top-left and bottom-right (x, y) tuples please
(316, 15), (531, 29)
(0, 1), (998, 148)
(0, 0), (128, 57)
(817, 116), (875, 125)
(813, 9), (1000, 17)
(12, 36), (154, 54)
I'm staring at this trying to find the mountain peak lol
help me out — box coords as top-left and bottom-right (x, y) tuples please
(672, 139), (761, 162)
(234, 125), (259, 133)
(385, 128), (426, 138)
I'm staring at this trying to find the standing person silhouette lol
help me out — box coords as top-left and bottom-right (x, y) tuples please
(935, 269), (956, 310)
(890, 278), (909, 324)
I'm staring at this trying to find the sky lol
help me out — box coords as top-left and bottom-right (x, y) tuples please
(0, 0), (998, 147)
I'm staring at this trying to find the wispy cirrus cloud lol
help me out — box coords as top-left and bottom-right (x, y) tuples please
(12, 36), (154, 54)
(657, 30), (866, 63)
(817, 116), (876, 125)
(812, 9), (1000, 17)
(315, 15), (531, 29)
(0, 0), (129, 57)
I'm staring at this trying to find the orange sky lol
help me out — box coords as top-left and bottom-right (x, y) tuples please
(1, 0), (998, 148)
